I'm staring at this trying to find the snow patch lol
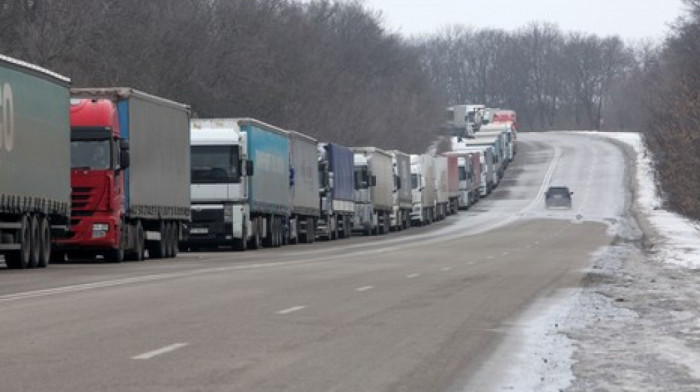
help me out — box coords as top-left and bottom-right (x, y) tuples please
(593, 132), (700, 269)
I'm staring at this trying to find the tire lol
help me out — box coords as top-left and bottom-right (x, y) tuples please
(233, 224), (248, 251)
(248, 221), (261, 250)
(27, 215), (41, 269)
(305, 218), (315, 244)
(166, 222), (175, 258)
(263, 216), (274, 248)
(37, 216), (51, 268)
(127, 222), (145, 261)
(271, 217), (281, 248)
(5, 215), (31, 269)
(171, 223), (179, 258)
(105, 247), (124, 263)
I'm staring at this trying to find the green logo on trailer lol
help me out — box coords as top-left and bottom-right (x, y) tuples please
(0, 83), (14, 152)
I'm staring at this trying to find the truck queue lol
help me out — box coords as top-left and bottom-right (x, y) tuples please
(0, 55), (518, 269)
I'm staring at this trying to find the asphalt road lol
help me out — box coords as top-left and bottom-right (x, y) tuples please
(0, 132), (626, 392)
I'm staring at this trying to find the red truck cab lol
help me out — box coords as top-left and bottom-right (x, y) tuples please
(57, 98), (130, 260)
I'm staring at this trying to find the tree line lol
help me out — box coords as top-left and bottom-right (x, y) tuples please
(633, 0), (700, 219)
(415, 23), (638, 132)
(0, 0), (443, 153)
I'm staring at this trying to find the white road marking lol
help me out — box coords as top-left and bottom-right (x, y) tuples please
(468, 261), (476, 265)
(440, 267), (453, 271)
(132, 343), (188, 360)
(276, 306), (306, 315)
(406, 273), (420, 279)
(355, 285), (374, 292)
(502, 251), (510, 255)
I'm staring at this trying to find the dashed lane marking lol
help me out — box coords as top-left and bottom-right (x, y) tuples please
(276, 306), (307, 315)
(132, 343), (188, 360)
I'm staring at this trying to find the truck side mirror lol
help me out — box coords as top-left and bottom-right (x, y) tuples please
(246, 160), (254, 176)
(370, 175), (377, 187)
(396, 176), (402, 189)
(120, 150), (130, 170)
(118, 139), (130, 170)
(328, 172), (335, 189)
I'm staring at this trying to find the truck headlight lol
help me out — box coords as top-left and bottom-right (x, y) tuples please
(92, 223), (109, 239)
(224, 205), (233, 223)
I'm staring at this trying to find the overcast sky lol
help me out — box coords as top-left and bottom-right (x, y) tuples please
(360, 0), (686, 41)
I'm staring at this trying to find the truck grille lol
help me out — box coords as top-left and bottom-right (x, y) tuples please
(71, 186), (96, 225)
(192, 208), (224, 223)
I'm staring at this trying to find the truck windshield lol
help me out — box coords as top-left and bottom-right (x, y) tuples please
(411, 173), (419, 189)
(71, 140), (112, 170)
(354, 167), (369, 189)
(191, 146), (241, 184)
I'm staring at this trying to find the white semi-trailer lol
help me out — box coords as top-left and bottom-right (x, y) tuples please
(352, 147), (394, 235)
(0, 55), (71, 269)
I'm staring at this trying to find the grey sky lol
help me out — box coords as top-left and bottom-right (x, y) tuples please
(360, 0), (686, 41)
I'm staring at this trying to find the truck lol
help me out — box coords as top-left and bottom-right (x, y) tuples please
(410, 154), (437, 225)
(479, 123), (517, 166)
(186, 118), (289, 250)
(467, 136), (505, 182)
(288, 130), (321, 244)
(465, 104), (485, 134)
(452, 137), (495, 197)
(58, 88), (191, 262)
(467, 151), (482, 205)
(445, 154), (460, 214)
(481, 122), (517, 158)
(445, 105), (474, 138)
(317, 143), (355, 240)
(389, 150), (412, 231)
(352, 147), (394, 235)
(0, 55), (71, 269)
(443, 151), (473, 210)
(433, 156), (450, 220)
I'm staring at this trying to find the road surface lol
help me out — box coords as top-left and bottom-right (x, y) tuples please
(0, 132), (629, 392)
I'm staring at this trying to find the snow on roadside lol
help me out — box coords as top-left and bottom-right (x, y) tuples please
(593, 131), (700, 269)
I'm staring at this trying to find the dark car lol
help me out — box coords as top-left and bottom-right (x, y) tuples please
(545, 186), (573, 209)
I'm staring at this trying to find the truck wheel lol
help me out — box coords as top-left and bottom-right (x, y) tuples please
(5, 215), (31, 269)
(105, 248), (124, 263)
(233, 224), (248, 251)
(305, 218), (315, 244)
(37, 216), (51, 268)
(263, 216), (274, 247)
(165, 222), (175, 258)
(27, 215), (41, 269)
(248, 221), (261, 250)
(127, 222), (145, 261)
(171, 223), (179, 258)
(269, 217), (280, 248)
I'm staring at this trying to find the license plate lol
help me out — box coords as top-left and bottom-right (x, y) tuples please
(190, 227), (209, 235)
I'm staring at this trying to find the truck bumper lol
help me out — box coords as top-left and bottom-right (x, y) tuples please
(56, 215), (119, 250)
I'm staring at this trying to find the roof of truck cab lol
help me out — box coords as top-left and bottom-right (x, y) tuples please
(190, 118), (243, 145)
(71, 87), (190, 112)
(0, 54), (70, 85)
